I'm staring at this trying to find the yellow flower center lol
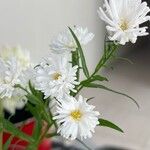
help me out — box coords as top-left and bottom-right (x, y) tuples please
(52, 72), (62, 80)
(70, 110), (82, 121)
(120, 20), (129, 31)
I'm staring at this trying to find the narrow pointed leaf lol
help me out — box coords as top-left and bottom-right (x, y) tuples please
(69, 27), (90, 78)
(3, 119), (34, 143)
(99, 118), (123, 133)
(83, 82), (139, 108)
(26, 94), (43, 106)
(27, 104), (42, 140)
(26, 94), (39, 105)
(91, 75), (108, 82)
(29, 81), (37, 95)
(29, 81), (44, 101)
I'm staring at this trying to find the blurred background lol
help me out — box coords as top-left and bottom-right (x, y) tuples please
(0, 0), (150, 149)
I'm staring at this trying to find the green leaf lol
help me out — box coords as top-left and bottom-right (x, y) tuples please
(3, 135), (13, 150)
(80, 75), (108, 87)
(27, 104), (42, 140)
(14, 84), (29, 94)
(26, 94), (39, 105)
(91, 75), (108, 82)
(26, 94), (43, 106)
(99, 119), (123, 133)
(29, 81), (37, 95)
(3, 119), (34, 143)
(83, 82), (139, 108)
(32, 119), (42, 140)
(29, 81), (44, 101)
(68, 27), (90, 78)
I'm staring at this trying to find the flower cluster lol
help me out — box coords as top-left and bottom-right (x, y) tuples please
(34, 26), (99, 140)
(1, 0), (150, 149)
(0, 46), (32, 114)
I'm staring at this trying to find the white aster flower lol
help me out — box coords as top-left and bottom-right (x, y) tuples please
(0, 46), (31, 69)
(0, 58), (21, 99)
(53, 95), (100, 140)
(2, 89), (27, 114)
(0, 58), (27, 114)
(98, 0), (150, 45)
(50, 26), (94, 53)
(0, 46), (33, 114)
(34, 53), (79, 99)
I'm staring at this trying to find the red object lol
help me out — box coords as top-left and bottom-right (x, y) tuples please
(38, 139), (52, 150)
(3, 119), (52, 150)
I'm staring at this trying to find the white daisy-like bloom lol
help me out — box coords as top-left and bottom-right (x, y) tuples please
(98, 0), (150, 45)
(0, 46), (31, 69)
(34, 53), (79, 99)
(2, 89), (27, 114)
(0, 58), (21, 99)
(53, 95), (100, 140)
(50, 26), (94, 53)
(0, 46), (32, 114)
(0, 58), (28, 114)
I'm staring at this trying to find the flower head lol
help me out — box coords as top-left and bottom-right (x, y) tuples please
(0, 58), (21, 99)
(0, 58), (28, 114)
(0, 46), (31, 69)
(53, 95), (100, 140)
(98, 0), (150, 45)
(34, 53), (79, 99)
(50, 26), (94, 53)
(0, 46), (32, 114)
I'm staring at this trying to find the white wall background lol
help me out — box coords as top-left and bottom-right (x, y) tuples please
(0, 0), (104, 73)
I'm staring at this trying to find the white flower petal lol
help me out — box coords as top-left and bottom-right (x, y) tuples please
(50, 26), (94, 53)
(34, 53), (79, 99)
(98, 0), (150, 45)
(53, 95), (99, 140)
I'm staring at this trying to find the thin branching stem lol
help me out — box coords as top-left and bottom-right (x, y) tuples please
(75, 42), (119, 95)
(76, 138), (92, 150)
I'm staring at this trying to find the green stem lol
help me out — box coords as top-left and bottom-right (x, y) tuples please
(72, 50), (80, 81)
(75, 43), (119, 95)
(49, 110), (58, 130)
(39, 124), (50, 143)
(93, 44), (118, 75)
(45, 132), (58, 138)
(38, 109), (56, 146)
(0, 101), (3, 150)
(76, 138), (92, 150)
